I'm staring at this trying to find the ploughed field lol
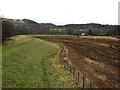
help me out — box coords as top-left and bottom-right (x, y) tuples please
(34, 35), (119, 88)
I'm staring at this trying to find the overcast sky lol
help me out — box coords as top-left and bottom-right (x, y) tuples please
(0, 0), (119, 25)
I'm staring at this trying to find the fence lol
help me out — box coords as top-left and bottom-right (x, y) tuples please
(59, 44), (97, 88)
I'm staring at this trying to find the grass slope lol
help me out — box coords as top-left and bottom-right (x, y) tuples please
(2, 35), (78, 88)
(0, 45), (2, 88)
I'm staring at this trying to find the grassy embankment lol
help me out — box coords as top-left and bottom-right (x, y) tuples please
(2, 35), (78, 88)
(0, 44), (2, 88)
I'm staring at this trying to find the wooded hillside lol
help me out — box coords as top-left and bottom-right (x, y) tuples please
(2, 18), (120, 42)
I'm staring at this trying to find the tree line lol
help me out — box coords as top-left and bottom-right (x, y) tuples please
(2, 18), (120, 42)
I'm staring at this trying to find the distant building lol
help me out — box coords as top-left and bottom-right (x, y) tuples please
(81, 33), (88, 36)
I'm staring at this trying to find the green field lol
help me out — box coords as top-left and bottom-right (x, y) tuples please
(2, 35), (78, 88)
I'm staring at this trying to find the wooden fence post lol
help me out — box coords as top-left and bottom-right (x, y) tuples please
(83, 76), (85, 88)
(66, 62), (69, 70)
(75, 69), (78, 81)
(62, 58), (97, 88)
(73, 68), (75, 78)
(64, 60), (67, 69)
(78, 71), (80, 83)
(90, 82), (92, 88)
(71, 66), (73, 74)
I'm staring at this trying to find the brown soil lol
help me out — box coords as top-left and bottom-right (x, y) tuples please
(34, 35), (119, 88)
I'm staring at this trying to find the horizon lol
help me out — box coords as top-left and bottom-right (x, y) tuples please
(0, 0), (119, 25)
(2, 17), (118, 26)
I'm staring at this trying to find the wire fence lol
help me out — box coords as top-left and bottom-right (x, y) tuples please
(59, 44), (97, 88)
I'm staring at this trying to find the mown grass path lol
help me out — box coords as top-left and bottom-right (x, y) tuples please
(2, 35), (78, 88)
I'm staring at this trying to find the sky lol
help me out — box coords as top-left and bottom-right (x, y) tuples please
(0, 0), (119, 25)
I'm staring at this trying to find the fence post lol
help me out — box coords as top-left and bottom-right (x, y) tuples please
(75, 69), (78, 81)
(66, 61), (68, 70)
(62, 58), (97, 88)
(78, 71), (80, 83)
(64, 60), (65, 68)
(67, 63), (69, 71)
(70, 65), (72, 73)
(90, 82), (92, 88)
(64, 60), (67, 69)
(73, 68), (75, 78)
(83, 76), (85, 88)
(71, 65), (72, 73)
(68, 64), (70, 72)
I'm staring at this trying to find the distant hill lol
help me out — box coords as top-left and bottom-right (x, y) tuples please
(23, 19), (39, 25)
(2, 17), (120, 42)
(2, 18), (57, 35)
